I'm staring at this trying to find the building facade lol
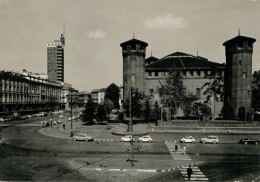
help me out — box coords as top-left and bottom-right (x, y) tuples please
(0, 71), (62, 116)
(91, 88), (106, 104)
(120, 35), (256, 119)
(120, 39), (148, 103)
(47, 34), (65, 82)
(144, 52), (225, 118)
(223, 35), (256, 120)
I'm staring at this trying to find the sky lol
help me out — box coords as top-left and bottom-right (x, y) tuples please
(0, 0), (260, 92)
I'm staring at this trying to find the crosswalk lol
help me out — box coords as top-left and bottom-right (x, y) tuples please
(180, 165), (210, 181)
(164, 141), (210, 181)
(164, 141), (191, 161)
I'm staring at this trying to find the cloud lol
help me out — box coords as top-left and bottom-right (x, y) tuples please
(88, 29), (107, 39)
(144, 14), (188, 30)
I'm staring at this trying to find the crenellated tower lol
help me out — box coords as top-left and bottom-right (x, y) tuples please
(223, 34), (256, 120)
(120, 38), (148, 103)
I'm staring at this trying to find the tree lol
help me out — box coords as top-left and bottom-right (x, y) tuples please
(144, 99), (151, 121)
(123, 87), (146, 120)
(157, 69), (186, 116)
(96, 104), (109, 122)
(220, 104), (236, 120)
(252, 71), (260, 111)
(201, 66), (224, 118)
(82, 99), (96, 125)
(183, 94), (198, 117)
(153, 101), (160, 120)
(105, 83), (120, 109)
(201, 66), (224, 101)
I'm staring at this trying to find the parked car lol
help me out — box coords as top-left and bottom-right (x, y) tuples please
(41, 120), (50, 127)
(72, 134), (94, 141)
(121, 135), (134, 142)
(180, 136), (196, 143)
(0, 117), (5, 122)
(138, 135), (152, 142)
(238, 138), (259, 145)
(200, 135), (219, 144)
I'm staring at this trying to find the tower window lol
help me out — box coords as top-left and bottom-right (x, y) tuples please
(197, 70), (201, 76)
(190, 70), (193, 76)
(204, 70), (208, 76)
(148, 72), (152, 77)
(196, 88), (201, 98)
(239, 60), (242, 66)
(183, 70), (186, 76)
(242, 72), (247, 78)
(149, 89), (154, 96)
(155, 72), (158, 77)
(248, 42), (252, 48)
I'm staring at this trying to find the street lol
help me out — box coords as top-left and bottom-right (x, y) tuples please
(0, 117), (260, 181)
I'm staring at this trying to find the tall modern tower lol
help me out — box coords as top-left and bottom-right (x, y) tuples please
(223, 34), (256, 120)
(120, 38), (148, 103)
(47, 34), (65, 82)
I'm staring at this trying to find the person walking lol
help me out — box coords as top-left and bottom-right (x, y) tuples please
(175, 143), (178, 152)
(187, 165), (193, 181)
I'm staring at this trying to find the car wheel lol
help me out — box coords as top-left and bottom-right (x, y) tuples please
(255, 142), (258, 145)
(121, 140), (124, 142)
(140, 140), (142, 143)
(213, 141), (216, 144)
(73, 139), (76, 141)
(192, 141), (195, 143)
(244, 142), (247, 145)
(148, 140), (151, 143)
(203, 140), (206, 144)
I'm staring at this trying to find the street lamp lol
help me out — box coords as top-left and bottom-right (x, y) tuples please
(69, 90), (77, 137)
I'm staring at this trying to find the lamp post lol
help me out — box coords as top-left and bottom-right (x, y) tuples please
(128, 86), (133, 132)
(70, 93), (73, 137)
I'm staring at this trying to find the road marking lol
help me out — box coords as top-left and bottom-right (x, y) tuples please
(180, 165), (210, 182)
(165, 141), (191, 161)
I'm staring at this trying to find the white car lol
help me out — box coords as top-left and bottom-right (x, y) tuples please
(72, 134), (94, 141)
(121, 135), (134, 142)
(138, 135), (152, 142)
(180, 136), (195, 143)
(200, 135), (219, 144)
(0, 117), (5, 122)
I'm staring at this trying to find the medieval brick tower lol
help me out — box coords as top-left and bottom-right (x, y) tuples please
(223, 34), (256, 120)
(120, 38), (148, 103)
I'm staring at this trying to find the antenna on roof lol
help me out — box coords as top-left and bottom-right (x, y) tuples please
(238, 28), (240, 36)
(197, 50), (198, 57)
(63, 22), (65, 36)
(133, 33), (135, 39)
(151, 51), (152, 57)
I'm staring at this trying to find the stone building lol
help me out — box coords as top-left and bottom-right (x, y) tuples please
(223, 35), (256, 120)
(120, 34), (256, 119)
(0, 70), (62, 116)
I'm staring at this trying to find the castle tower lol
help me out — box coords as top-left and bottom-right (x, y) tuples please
(120, 38), (148, 103)
(223, 35), (256, 120)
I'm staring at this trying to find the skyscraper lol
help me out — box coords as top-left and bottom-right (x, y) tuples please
(47, 34), (65, 82)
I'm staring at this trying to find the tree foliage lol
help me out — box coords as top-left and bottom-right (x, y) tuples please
(96, 104), (109, 122)
(82, 99), (96, 125)
(252, 71), (260, 111)
(201, 66), (224, 103)
(123, 87), (145, 120)
(105, 83), (120, 109)
(157, 69), (186, 115)
(153, 101), (160, 120)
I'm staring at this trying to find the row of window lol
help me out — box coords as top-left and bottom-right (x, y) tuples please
(147, 70), (213, 77)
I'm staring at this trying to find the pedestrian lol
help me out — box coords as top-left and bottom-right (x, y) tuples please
(175, 143), (178, 152)
(187, 165), (193, 181)
(63, 123), (65, 130)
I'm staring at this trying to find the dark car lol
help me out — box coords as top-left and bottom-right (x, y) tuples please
(238, 138), (259, 145)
